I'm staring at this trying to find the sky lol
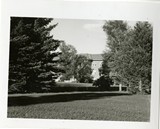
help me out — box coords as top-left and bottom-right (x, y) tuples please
(51, 19), (107, 54)
(51, 19), (137, 54)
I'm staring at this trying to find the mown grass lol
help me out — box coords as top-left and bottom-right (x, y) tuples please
(8, 92), (150, 122)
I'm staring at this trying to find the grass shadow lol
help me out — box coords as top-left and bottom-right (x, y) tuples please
(8, 92), (131, 107)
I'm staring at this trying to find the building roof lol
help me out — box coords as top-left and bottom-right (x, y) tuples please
(81, 54), (103, 61)
(52, 53), (103, 62)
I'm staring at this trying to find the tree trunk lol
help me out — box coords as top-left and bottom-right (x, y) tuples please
(139, 79), (142, 92)
(119, 84), (122, 92)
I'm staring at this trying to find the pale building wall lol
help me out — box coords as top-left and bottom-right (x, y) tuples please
(56, 54), (103, 82)
(91, 60), (103, 80)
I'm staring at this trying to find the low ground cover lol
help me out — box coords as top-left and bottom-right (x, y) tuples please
(8, 92), (150, 121)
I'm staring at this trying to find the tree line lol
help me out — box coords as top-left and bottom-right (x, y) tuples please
(9, 17), (152, 94)
(59, 42), (93, 83)
(9, 17), (93, 93)
(101, 21), (152, 93)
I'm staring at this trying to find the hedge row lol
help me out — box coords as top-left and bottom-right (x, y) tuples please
(8, 82), (128, 94)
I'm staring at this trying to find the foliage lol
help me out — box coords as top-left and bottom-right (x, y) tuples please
(93, 75), (113, 90)
(59, 42), (77, 81)
(74, 55), (93, 83)
(99, 53), (111, 77)
(102, 20), (152, 93)
(9, 17), (62, 93)
(58, 42), (93, 83)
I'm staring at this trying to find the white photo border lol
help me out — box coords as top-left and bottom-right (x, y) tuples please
(0, 0), (160, 129)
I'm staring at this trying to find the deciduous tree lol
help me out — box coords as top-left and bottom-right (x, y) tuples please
(102, 20), (152, 93)
(59, 42), (77, 81)
(74, 55), (93, 83)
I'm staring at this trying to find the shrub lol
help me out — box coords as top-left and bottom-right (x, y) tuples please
(93, 75), (113, 90)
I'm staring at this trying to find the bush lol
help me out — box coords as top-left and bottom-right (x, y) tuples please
(93, 76), (113, 90)
(8, 80), (26, 93)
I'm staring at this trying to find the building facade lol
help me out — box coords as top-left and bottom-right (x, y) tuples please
(83, 54), (103, 80)
(55, 53), (103, 82)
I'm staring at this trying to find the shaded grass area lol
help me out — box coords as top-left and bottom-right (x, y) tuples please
(8, 92), (150, 121)
(8, 92), (130, 106)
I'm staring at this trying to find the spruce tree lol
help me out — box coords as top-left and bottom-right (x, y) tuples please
(9, 17), (62, 93)
(128, 22), (152, 92)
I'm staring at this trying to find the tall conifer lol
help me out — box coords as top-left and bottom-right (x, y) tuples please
(9, 17), (62, 92)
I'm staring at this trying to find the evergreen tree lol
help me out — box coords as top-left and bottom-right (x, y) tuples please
(9, 17), (62, 93)
(127, 22), (152, 92)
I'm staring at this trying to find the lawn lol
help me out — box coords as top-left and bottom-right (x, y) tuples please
(8, 92), (150, 122)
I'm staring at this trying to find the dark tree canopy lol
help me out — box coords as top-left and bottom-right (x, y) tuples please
(9, 17), (62, 93)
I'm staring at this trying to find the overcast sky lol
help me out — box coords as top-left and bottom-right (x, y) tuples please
(51, 19), (106, 54)
(51, 19), (136, 54)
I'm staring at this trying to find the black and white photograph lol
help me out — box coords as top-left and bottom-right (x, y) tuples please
(8, 17), (152, 122)
(0, 0), (160, 129)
